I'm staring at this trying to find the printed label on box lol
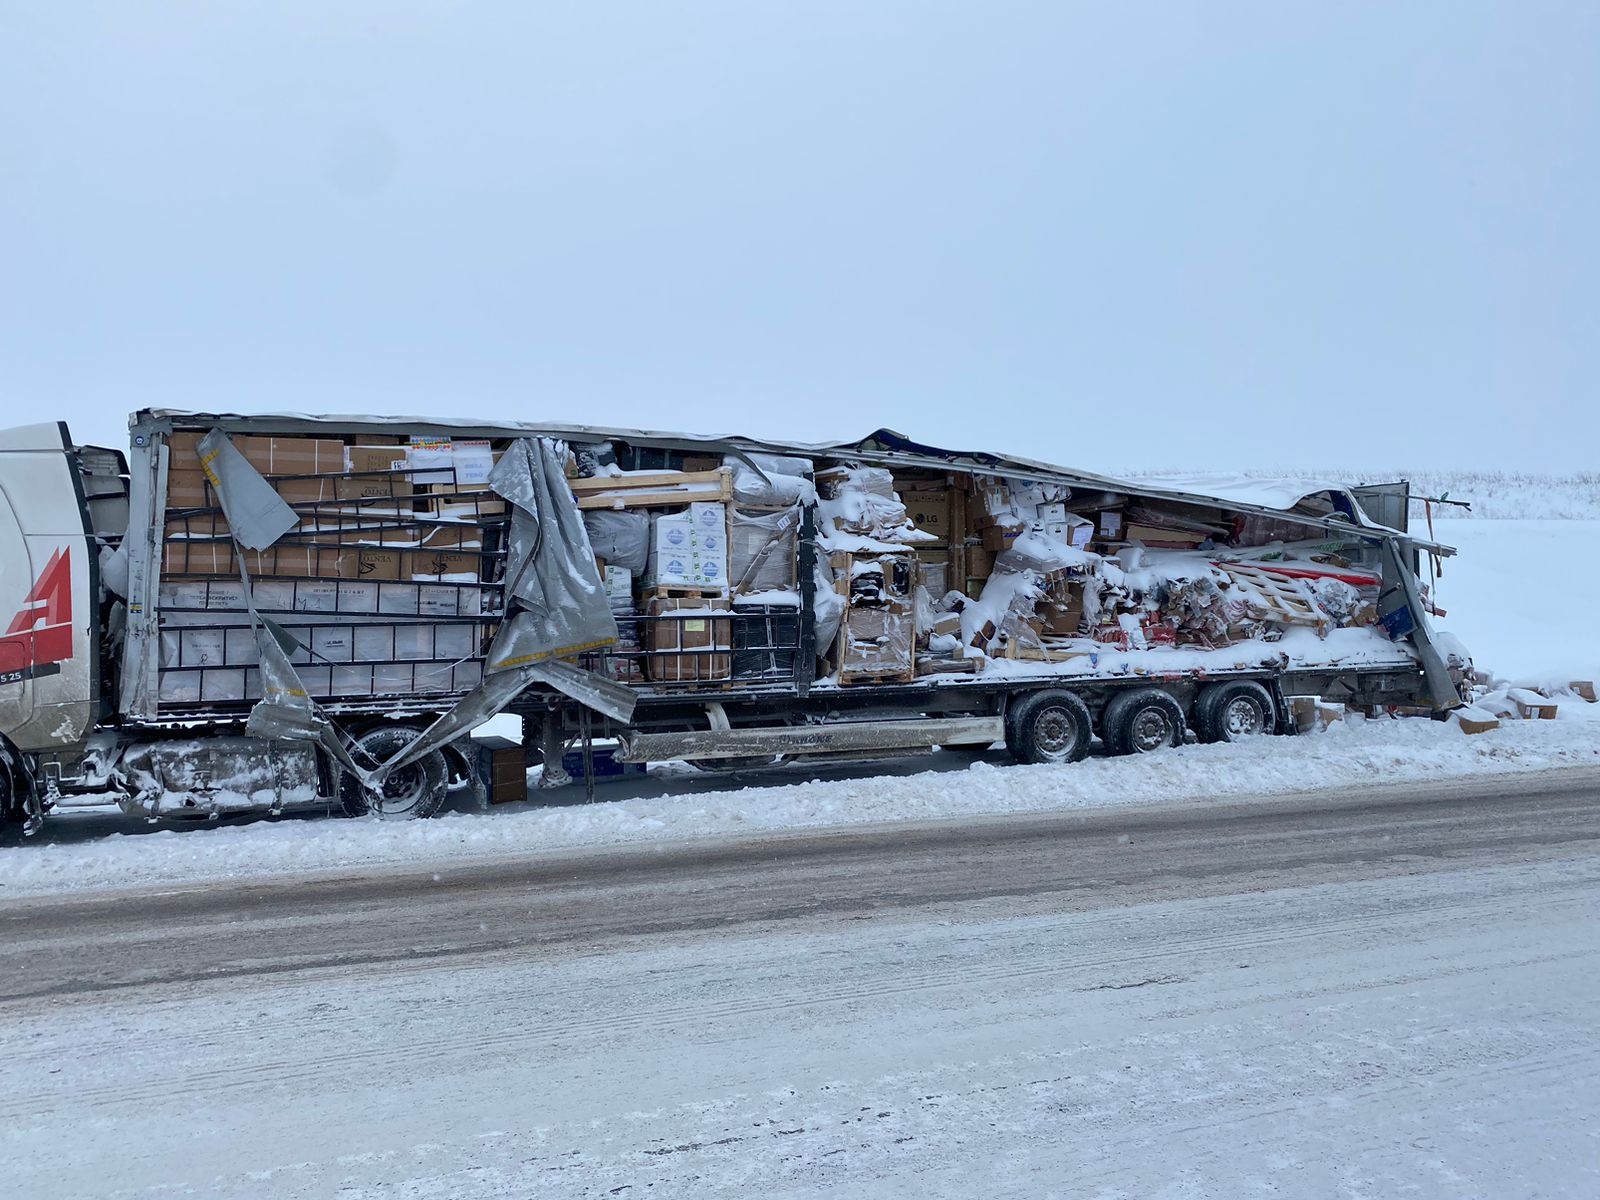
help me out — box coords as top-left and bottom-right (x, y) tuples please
(451, 440), (495, 486)
(406, 437), (455, 485)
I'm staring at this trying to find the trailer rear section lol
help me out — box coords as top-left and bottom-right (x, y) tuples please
(0, 411), (1468, 829)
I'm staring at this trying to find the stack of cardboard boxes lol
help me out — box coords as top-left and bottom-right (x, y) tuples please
(156, 429), (506, 706)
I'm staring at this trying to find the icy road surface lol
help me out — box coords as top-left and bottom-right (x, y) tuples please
(3, 769), (1599, 1198)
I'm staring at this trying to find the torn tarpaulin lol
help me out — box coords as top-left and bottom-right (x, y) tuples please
(366, 438), (634, 784)
(195, 428), (299, 550)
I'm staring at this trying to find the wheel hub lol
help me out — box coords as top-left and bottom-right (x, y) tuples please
(1131, 709), (1172, 752)
(1224, 697), (1264, 737)
(1035, 708), (1077, 758)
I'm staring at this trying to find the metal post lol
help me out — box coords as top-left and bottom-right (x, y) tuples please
(580, 705), (596, 803)
(796, 501), (817, 697)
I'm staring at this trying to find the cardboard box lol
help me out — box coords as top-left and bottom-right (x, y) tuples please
(236, 435), (348, 477)
(916, 549), (950, 595)
(649, 503), (729, 589)
(645, 597), (732, 683)
(405, 550), (481, 583)
(603, 566), (635, 610)
(1291, 696), (1346, 732)
(1098, 510), (1124, 539)
(841, 605), (913, 677)
(274, 477), (341, 505)
(981, 524), (1021, 553)
(162, 540), (234, 575)
(1123, 523), (1207, 548)
(342, 549), (403, 582)
(418, 584), (482, 617)
(165, 431), (207, 466)
(965, 546), (995, 581)
(336, 476), (414, 502)
(974, 484), (1011, 518)
(1454, 710), (1500, 735)
(1571, 680), (1597, 702)
(293, 581), (341, 613)
(1510, 689), (1558, 720)
(165, 468), (215, 509)
(1040, 598), (1085, 637)
(902, 489), (952, 544)
(475, 736), (528, 804)
(309, 625), (355, 663)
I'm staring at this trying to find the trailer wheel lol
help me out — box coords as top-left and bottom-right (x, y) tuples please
(1103, 688), (1186, 756)
(1006, 689), (1093, 765)
(1194, 681), (1276, 743)
(338, 727), (449, 820)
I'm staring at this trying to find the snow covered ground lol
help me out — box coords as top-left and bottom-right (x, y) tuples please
(1432, 519), (1600, 685)
(8, 851), (1599, 1198)
(6, 707), (1597, 898)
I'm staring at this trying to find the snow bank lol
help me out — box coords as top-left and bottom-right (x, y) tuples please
(5, 710), (1597, 898)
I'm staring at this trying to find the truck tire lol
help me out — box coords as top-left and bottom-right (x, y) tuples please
(1194, 681), (1276, 743)
(338, 727), (450, 820)
(1102, 687), (1186, 756)
(1005, 689), (1093, 765)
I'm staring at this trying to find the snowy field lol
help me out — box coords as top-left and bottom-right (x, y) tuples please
(1, 491), (1596, 898)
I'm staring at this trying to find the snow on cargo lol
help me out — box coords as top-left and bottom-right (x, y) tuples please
(0, 411), (1505, 837)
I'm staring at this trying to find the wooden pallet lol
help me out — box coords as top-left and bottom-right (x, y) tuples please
(839, 668), (916, 686)
(1218, 563), (1331, 633)
(572, 468), (733, 511)
(645, 584), (730, 600)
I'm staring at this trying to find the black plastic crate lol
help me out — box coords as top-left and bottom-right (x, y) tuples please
(731, 602), (801, 679)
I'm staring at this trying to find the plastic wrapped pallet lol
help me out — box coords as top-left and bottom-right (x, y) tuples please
(729, 506), (800, 594)
(726, 453), (816, 508)
(583, 509), (649, 573)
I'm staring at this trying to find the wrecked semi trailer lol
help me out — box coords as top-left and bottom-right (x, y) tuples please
(0, 410), (1469, 830)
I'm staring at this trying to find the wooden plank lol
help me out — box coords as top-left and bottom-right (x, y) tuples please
(575, 474), (733, 510)
(569, 468), (728, 493)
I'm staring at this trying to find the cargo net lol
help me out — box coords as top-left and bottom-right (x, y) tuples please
(157, 431), (511, 709)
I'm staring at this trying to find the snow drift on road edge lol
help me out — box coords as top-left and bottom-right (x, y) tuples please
(4, 708), (1599, 898)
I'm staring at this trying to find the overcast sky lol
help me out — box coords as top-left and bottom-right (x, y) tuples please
(3, 3), (1596, 469)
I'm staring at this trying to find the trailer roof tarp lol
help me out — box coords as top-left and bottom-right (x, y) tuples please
(136, 410), (1452, 554)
